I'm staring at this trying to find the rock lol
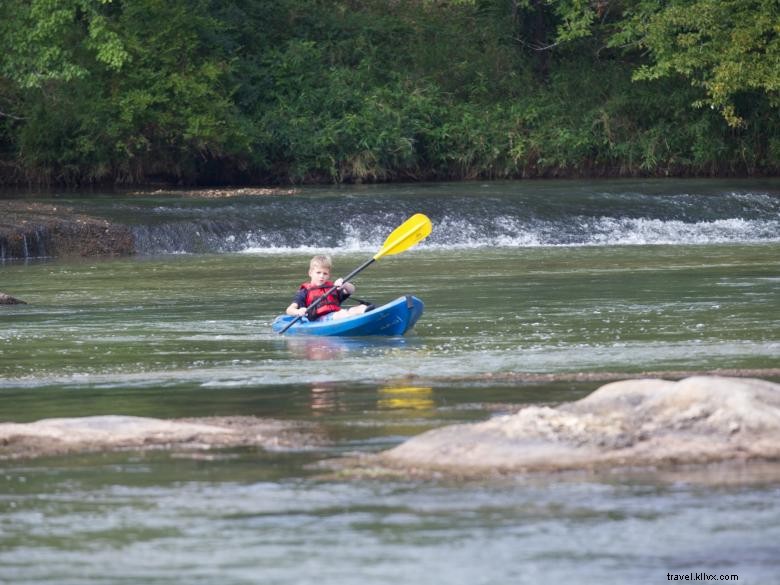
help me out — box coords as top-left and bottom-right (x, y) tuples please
(0, 292), (26, 305)
(0, 201), (134, 259)
(0, 415), (320, 460)
(379, 376), (780, 475)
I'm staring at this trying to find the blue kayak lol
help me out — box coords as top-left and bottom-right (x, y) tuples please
(272, 295), (424, 336)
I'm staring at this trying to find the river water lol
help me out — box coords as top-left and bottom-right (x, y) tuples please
(1, 179), (779, 584)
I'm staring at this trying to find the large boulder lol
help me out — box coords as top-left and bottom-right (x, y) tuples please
(380, 376), (780, 474)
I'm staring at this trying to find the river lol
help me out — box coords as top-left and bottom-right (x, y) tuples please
(1, 179), (779, 584)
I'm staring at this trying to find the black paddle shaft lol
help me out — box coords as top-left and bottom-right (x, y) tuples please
(277, 257), (376, 334)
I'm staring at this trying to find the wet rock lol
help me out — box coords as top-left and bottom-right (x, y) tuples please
(379, 376), (780, 475)
(0, 415), (320, 460)
(0, 291), (26, 305)
(0, 201), (134, 259)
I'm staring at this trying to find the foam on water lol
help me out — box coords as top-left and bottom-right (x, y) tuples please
(121, 185), (780, 255)
(235, 217), (780, 255)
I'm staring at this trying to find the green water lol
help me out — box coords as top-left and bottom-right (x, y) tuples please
(2, 185), (780, 583)
(1, 245), (778, 396)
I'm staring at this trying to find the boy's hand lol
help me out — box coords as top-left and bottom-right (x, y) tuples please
(334, 278), (355, 294)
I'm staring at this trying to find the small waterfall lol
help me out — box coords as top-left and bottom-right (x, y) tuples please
(123, 187), (780, 255)
(4, 182), (780, 258)
(33, 228), (47, 257)
(0, 226), (50, 260)
(131, 218), (257, 255)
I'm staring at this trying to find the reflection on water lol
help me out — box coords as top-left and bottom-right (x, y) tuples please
(284, 337), (351, 361)
(307, 384), (436, 415)
(282, 335), (422, 361)
(378, 386), (435, 411)
(282, 338), (438, 415)
(309, 384), (349, 414)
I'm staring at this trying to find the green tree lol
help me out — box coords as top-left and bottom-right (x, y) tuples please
(0, 0), (777, 184)
(0, 0), (129, 90)
(541, 0), (780, 127)
(0, 0), (244, 183)
(617, 0), (780, 127)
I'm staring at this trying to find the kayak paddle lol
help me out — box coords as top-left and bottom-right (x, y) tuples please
(278, 213), (432, 334)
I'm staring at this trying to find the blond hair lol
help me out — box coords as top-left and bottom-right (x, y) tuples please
(309, 254), (332, 270)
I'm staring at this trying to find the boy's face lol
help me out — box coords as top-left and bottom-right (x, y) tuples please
(308, 264), (330, 286)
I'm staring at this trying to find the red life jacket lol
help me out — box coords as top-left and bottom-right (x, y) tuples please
(300, 282), (342, 319)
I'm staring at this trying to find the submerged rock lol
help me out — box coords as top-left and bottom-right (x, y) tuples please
(380, 376), (780, 475)
(0, 291), (26, 305)
(0, 415), (319, 460)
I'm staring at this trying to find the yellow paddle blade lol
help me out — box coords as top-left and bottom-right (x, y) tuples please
(373, 213), (432, 260)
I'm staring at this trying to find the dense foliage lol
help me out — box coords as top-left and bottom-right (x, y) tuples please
(0, 0), (778, 185)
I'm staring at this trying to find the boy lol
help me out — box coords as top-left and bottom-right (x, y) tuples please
(286, 255), (370, 321)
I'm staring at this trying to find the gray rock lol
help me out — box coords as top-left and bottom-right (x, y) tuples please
(381, 376), (780, 474)
(0, 415), (319, 459)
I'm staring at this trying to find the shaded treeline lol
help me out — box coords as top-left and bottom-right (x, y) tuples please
(0, 0), (778, 186)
